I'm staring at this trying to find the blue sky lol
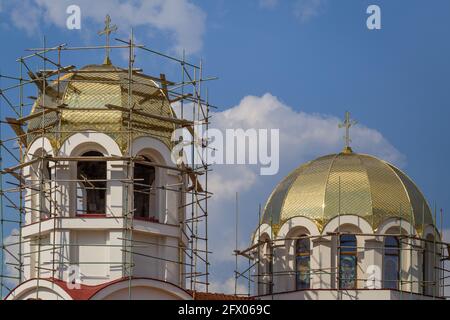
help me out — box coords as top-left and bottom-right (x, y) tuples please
(0, 0), (449, 294)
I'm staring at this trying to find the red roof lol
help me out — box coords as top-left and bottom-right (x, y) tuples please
(7, 277), (253, 300)
(189, 291), (254, 301)
(50, 278), (119, 300)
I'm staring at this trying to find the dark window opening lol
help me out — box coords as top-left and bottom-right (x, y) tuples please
(383, 236), (400, 290)
(77, 151), (106, 215)
(339, 234), (357, 290)
(35, 160), (52, 220)
(42, 161), (52, 218)
(296, 236), (311, 290)
(133, 158), (156, 220)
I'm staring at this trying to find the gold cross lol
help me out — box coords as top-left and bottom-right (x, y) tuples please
(98, 15), (118, 65)
(338, 111), (357, 153)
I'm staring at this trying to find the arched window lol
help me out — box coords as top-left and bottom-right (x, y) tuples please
(383, 236), (400, 289)
(40, 160), (52, 218)
(296, 236), (311, 290)
(76, 151), (106, 215)
(133, 157), (156, 220)
(339, 234), (357, 289)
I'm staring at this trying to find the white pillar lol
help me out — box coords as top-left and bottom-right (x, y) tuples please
(312, 237), (332, 289)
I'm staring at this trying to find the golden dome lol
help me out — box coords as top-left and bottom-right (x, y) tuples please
(262, 152), (434, 232)
(27, 63), (176, 152)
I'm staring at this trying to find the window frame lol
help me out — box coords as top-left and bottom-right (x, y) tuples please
(295, 235), (311, 290)
(133, 157), (157, 221)
(76, 151), (107, 216)
(383, 236), (400, 290)
(339, 234), (358, 290)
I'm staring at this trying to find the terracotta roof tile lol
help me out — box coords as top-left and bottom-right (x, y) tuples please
(190, 291), (254, 301)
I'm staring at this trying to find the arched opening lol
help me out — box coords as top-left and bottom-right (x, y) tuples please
(30, 150), (52, 222)
(383, 236), (400, 290)
(133, 156), (157, 221)
(339, 234), (357, 289)
(41, 160), (52, 218)
(295, 235), (311, 290)
(76, 151), (106, 215)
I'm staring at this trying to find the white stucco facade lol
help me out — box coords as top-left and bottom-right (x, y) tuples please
(253, 215), (443, 300)
(11, 130), (190, 300)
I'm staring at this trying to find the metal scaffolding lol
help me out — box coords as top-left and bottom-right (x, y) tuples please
(234, 205), (450, 300)
(0, 17), (214, 299)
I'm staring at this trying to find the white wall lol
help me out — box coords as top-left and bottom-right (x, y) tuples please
(253, 215), (442, 299)
(21, 132), (187, 289)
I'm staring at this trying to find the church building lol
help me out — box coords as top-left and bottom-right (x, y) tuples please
(1, 17), (447, 301)
(248, 113), (444, 300)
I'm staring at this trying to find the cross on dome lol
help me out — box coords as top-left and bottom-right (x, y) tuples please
(338, 111), (357, 154)
(98, 15), (118, 65)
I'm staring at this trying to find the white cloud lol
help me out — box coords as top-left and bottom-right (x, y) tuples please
(9, 0), (42, 35)
(3, 0), (206, 55)
(258, 0), (326, 22)
(443, 229), (450, 243)
(207, 89), (404, 203)
(209, 276), (249, 295)
(206, 93), (405, 292)
(294, 0), (325, 23)
(259, 0), (278, 9)
(209, 165), (258, 202)
(2, 229), (21, 290)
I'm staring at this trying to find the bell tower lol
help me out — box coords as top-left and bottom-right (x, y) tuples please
(1, 16), (211, 300)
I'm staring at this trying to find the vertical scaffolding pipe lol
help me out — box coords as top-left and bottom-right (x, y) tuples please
(18, 58), (24, 284)
(433, 202), (437, 299)
(270, 208), (274, 300)
(399, 207), (403, 300)
(247, 256), (251, 297)
(51, 47), (61, 281)
(181, 50), (185, 120)
(234, 192), (239, 296)
(0, 66), (4, 298)
(409, 207), (413, 298)
(337, 175), (341, 299)
(189, 65), (196, 292)
(257, 203), (261, 296)
(35, 35), (48, 300)
(195, 59), (202, 291)
(422, 201), (425, 294)
(440, 208), (443, 297)
(205, 88), (209, 293)
(126, 28), (136, 300)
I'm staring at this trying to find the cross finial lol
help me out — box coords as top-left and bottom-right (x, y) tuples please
(98, 15), (118, 65)
(338, 111), (357, 154)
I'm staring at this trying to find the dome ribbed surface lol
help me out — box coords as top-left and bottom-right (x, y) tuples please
(262, 152), (434, 232)
(27, 64), (175, 152)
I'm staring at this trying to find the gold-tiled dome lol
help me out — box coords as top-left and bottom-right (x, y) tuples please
(262, 152), (434, 232)
(27, 63), (176, 152)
